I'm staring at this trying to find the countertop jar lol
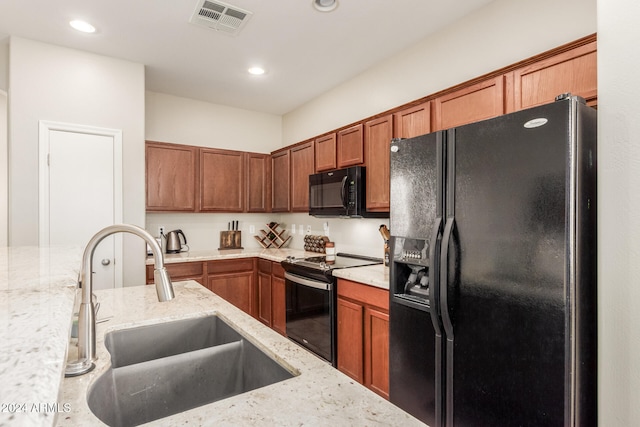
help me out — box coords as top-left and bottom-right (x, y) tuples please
(325, 241), (335, 255)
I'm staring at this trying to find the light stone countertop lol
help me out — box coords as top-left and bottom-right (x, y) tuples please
(57, 281), (424, 426)
(154, 248), (390, 290)
(0, 246), (82, 427)
(332, 263), (389, 289)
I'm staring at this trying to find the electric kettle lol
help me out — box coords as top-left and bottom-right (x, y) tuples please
(165, 229), (188, 253)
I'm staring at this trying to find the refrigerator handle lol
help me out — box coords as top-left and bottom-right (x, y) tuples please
(439, 216), (456, 427)
(428, 216), (445, 427)
(439, 217), (455, 336)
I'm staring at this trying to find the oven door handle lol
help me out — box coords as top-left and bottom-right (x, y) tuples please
(284, 272), (331, 291)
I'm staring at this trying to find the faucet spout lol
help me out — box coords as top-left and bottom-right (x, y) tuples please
(65, 224), (174, 377)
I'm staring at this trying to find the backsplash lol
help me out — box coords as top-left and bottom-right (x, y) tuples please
(146, 212), (389, 259)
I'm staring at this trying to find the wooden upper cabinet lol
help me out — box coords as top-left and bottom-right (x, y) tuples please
(393, 101), (431, 139)
(146, 141), (198, 211)
(365, 115), (392, 212)
(315, 133), (337, 172)
(434, 76), (506, 131)
(199, 148), (244, 212)
(337, 123), (364, 168)
(290, 141), (315, 212)
(512, 40), (597, 110)
(271, 149), (291, 212)
(245, 152), (271, 213)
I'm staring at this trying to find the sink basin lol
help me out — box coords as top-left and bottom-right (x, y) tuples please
(104, 314), (242, 367)
(87, 315), (296, 427)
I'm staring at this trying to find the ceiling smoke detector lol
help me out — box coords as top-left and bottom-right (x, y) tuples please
(190, 0), (253, 36)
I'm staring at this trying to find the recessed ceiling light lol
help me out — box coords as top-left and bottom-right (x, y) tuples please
(69, 20), (96, 33)
(248, 67), (265, 75)
(312, 0), (338, 12)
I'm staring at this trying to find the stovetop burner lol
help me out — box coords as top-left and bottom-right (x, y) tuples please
(283, 252), (382, 272)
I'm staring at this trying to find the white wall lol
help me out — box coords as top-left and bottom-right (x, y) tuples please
(282, 0), (597, 145)
(145, 91), (281, 152)
(8, 37), (146, 285)
(597, 0), (640, 424)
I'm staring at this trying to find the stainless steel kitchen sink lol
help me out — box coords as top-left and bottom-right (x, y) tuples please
(104, 314), (243, 367)
(87, 315), (296, 427)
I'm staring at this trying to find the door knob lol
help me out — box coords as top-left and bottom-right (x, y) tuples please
(101, 259), (111, 266)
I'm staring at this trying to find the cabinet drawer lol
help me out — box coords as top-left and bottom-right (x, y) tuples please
(147, 261), (205, 285)
(337, 279), (389, 311)
(272, 262), (285, 278)
(258, 258), (272, 274)
(207, 258), (255, 274)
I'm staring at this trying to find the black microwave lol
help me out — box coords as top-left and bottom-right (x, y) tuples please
(309, 166), (387, 218)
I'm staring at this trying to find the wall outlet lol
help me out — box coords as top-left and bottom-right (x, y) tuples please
(306, 225), (312, 234)
(299, 225), (304, 235)
(158, 226), (165, 236)
(249, 225), (255, 234)
(291, 224), (296, 234)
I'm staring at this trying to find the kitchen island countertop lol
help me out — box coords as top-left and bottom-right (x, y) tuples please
(0, 246), (394, 426)
(57, 281), (422, 426)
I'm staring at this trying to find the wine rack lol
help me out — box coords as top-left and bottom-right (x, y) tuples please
(254, 223), (291, 249)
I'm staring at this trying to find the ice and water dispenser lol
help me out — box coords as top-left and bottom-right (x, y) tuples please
(390, 236), (431, 311)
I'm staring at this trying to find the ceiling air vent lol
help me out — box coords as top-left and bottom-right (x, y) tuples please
(190, 0), (253, 36)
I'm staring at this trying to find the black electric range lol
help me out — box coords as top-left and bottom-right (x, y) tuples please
(280, 253), (383, 366)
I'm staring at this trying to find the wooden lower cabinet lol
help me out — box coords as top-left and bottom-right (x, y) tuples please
(150, 257), (287, 332)
(336, 278), (389, 399)
(271, 262), (287, 336)
(146, 261), (205, 285)
(207, 258), (257, 317)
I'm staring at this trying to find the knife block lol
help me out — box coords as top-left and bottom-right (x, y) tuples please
(219, 231), (243, 250)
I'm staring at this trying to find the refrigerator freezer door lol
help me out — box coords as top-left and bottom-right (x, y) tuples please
(390, 133), (443, 239)
(443, 100), (575, 426)
(389, 132), (446, 426)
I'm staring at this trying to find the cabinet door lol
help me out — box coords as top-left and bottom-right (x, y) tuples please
(394, 101), (431, 139)
(434, 76), (506, 131)
(257, 271), (272, 326)
(245, 152), (271, 213)
(364, 306), (389, 399)
(257, 259), (272, 326)
(208, 271), (254, 315)
(337, 123), (364, 168)
(365, 115), (392, 212)
(200, 148), (244, 212)
(271, 149), (291, 212)
(271, 263), (286, 336)
(146, 142), (198, 211)
(337, 297), (364, 382)
(290, 141), (315, 212)
(315, 133), (337, 172)
(512, 40), (597, 110)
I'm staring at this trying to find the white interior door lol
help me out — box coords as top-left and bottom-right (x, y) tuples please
(39, 121), (123, 290)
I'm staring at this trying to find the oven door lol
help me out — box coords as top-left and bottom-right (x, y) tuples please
(285, 272), (335, 366)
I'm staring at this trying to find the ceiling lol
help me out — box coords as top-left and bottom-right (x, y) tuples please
(0, 0), (494, 115)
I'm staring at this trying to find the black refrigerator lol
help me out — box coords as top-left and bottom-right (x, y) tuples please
(388, 94), (597, 427)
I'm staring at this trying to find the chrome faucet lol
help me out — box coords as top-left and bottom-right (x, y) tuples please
(65, 224), (174, 376)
